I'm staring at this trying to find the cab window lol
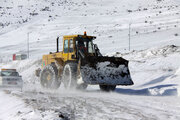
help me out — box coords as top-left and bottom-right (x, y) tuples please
(1, 71), (19, 77)
(88, 41), (94, 53)
(64, 40), (68, 53)
(69, 39), (73, 53)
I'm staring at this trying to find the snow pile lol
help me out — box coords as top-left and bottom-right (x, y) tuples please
(148, 85), (177, 96)
(0, 59), (40, 82)
(0, 59), (42, 92)
(113, 45), (180, 60)
(112, 45), (180, 96)
(147, 67), (180, 96)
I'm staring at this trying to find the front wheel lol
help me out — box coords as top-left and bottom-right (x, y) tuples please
(76, 83), (88, 90)
(99, 85), (116, 92)
(62, 63), (88, 90)
(62, 63), (77, 89)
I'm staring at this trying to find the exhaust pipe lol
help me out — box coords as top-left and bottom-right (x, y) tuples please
(57, 37), (59, 52)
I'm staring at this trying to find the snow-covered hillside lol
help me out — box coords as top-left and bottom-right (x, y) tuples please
(0, 0), (180, 60)
(0, 0), (180, 119)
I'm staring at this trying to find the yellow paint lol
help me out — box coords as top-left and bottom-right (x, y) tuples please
(1, 69), (16, 71)
(41, 33), (96, 77)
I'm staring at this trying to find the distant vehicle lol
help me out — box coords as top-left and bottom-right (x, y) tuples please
(13, 54), (27, 61)
(0, 69), (23, 88)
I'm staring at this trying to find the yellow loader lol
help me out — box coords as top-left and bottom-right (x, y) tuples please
(35, 32), (133, 91)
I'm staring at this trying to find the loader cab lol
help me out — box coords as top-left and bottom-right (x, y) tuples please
(75, 36), (95, 54)
(61, 32), (96, 61)
(62, 36), (76, 61)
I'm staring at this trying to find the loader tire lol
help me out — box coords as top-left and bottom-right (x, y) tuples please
(62, 63), (77, 89)
(40, 64), (60, 89)
(62, 63), (87, 90)
(99, 85), (116, 92)
(76, 83), (88, 90)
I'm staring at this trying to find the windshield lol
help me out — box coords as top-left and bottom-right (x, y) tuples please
(76, 38), (95, 53)
(1, 71), (19, 77)
(88, 41), (94, 53)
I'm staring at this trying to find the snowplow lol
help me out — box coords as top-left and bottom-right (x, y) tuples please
(36, 32), (133, 91)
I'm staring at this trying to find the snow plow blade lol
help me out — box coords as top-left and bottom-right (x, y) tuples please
(80, 56), (133, 85)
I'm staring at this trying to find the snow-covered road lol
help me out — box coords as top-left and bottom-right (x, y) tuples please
(1, 88), (179, 120)
(24, 90), (180, 120)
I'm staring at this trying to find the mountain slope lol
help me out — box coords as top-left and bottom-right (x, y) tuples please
(0, 0), (180, 60)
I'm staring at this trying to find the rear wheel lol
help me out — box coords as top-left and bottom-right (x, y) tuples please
(40, 64), (60, 89)
(99, 85), (116, 92)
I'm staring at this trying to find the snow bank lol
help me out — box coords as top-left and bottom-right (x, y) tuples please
(0, 59), (42, 92)
(147, 66), (180, 96)
(113, 45), (180, 60)
(0, 59), (40, 83)
(113, 45), (180, 96)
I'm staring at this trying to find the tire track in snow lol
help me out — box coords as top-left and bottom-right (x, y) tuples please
(20, 91), (162, 120)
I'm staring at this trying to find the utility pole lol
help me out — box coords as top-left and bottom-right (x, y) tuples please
(128, 23), (131, 51)
(27, 32), (30, 59)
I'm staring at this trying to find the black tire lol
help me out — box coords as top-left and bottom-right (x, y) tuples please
(99, 85), (116, 92)
(40, 64), (60, 89)
(76, 83), (88, 90)
(62, 63), (77, 89)
(35, 68), (41, 77)
(62, 63), (88, 90)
